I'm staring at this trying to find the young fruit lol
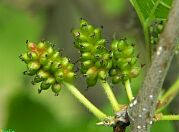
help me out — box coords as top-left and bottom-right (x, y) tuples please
(20, 41), (75, 95)
(149, 20), (165, 45)
(109, 39), (141, 83)
(72, 19), (112, 87)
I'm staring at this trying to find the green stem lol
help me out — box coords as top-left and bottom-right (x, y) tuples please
(156, 78), (179, 113)
(144, 24), (152, 63)
(124, 80), (134, 102)
(63, 82), (107, 120)
(129, 0), (152, 62)
(160, 115), (179, 120)
(155, 114), (179, 121)
(100, 80), (120, 112)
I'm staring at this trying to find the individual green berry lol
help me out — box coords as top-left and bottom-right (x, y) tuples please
(43, 61), (53, 71)
(61, 57), (69, 67)
(86, 77), (98, 87)
(51, 62), (61, 72)
(37, 41), (46, 49)
(40, 81), (51, 91)
(123, 46), (134, 56)
(98, 70), (107, 80)
(51, 83), (61, 96)
(83, 60), (93, 68)
(51, 51), (60, 60)
(46, 46), (54, 55)
(66, 64), (74, 71)
(27, 61), (41, 75)
(86, 67), (98, 79)
(109, 69), (118, 77)
(55, 70), (64, 83)
(117, 39), (126, 49)
(39, 53), (48, 65)
(46, 77), (56, 85)
(110, 39), (126, 51)
(81, 52), (93, 61)
(37, 70), (49, 80)
(112, 76), (121, 84)
(65, 72), (75, 82)
(27, 52), (38, 60)
(19, 53), (31, 63)
(40, 77), (55, 91)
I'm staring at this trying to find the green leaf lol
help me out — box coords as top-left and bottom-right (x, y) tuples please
(130, 0), (173, 58)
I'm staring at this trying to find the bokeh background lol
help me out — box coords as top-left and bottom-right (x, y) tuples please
(0, 0), (178, 132)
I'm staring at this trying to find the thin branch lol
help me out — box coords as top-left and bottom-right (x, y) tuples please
(128, 0), (179, 131)
(100, 81), (121, 112)
(156, 78), (179, 113)
(159, 115), (179, 121)
(154, 113), (179, 121)
(124, 80), (134, 102)
(63, 82), (107, 120)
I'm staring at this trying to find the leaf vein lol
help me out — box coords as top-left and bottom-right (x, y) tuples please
(145, 0), (162, 24)
(160, 1), (171, 9)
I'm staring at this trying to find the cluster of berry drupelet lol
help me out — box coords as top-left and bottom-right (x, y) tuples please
(20, 19), (141, 93)
(19, 41), (75, 95)
(149, 20), (165, 45)
(72, 19), (113, 87)
(72, 19), (141, 87)
(109, 39), (140, 84)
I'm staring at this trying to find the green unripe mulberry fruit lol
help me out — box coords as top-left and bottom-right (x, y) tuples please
(72, 19), (112, 87)
(109, 39), (141, 83)
(20, 41), (75, 95)
(149, 20), (165, 45)
(52, 83), (62, 96)
(27, 61), (40, 75)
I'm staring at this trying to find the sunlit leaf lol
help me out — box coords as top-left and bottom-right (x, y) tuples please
(130, 0), (173, 57)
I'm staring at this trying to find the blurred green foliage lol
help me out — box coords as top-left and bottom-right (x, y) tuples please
(0, 2), (43, 87)
(0, 1), (176, 132)
(98, 0), (126, 16)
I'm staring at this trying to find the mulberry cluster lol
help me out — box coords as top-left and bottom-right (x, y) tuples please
(109, 39), (141, 83)
(20, 19), (141, 90)
(19, 41), (75, 95)
(149, 20), (164, 45)
(72, 19), (112, 87)
(72, 19), (141, 86)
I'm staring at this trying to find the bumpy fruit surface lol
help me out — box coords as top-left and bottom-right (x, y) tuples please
(20, 41), (75, 95)
(149, 20), (165, 45)
(109, 39), (141, 83)
(72, 19), (112, 87)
